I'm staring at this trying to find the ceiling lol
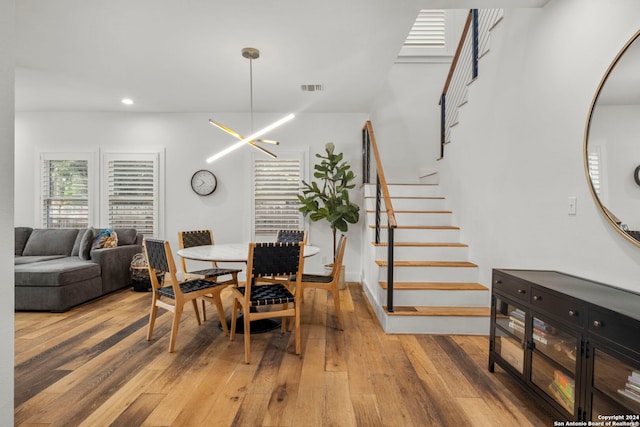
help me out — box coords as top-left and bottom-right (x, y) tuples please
(15, 0), (550, 114)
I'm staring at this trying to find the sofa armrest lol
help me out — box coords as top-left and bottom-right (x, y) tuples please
(91, 244), (143, 293)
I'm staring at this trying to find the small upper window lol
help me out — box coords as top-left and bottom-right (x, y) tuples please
(398, 9), (462, 62)
(404, 10), (446, 48)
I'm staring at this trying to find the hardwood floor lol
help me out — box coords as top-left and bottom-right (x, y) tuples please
(15, 283), (555, 426)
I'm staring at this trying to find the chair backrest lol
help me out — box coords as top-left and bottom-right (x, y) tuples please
(143, 238), (179, 291)
(178, 229), (214, 248)
(178, 229), (215, 273)
(275, 229), (306, 244)
(245, 242), (304, 294)
(329, 235), (347, 278)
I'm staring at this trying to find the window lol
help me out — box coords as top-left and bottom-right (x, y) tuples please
(397, 9), (464, 62)
(40, 153), (93, 228)
(587, 146), (602, 196)
(404, 9), (446, 48)
(253, 152), (304, 240)
(102, 152), (161, 237)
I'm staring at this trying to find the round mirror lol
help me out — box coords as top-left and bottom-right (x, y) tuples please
(585, 29), (640, 246)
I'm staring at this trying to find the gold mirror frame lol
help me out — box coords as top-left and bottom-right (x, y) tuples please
(584, 29), (640, 247)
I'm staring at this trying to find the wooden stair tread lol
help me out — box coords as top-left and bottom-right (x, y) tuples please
(379, 281), (488, 291)
(376, 260), (477, 268)
(366, 210), (452, 214)
(383, 306), (490, 317)
(369, 225), (459, 230)
(373, 242), (467, 247)
(364, 196), (444, 200)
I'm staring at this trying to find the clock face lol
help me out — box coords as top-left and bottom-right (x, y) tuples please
(191, 170), (217, 196)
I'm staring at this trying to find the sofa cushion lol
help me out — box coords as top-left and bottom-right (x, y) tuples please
(14, 257), (101, 287)
(15, 255), (68, 265)
(78, 228), (94, 260)
(15, 227), (33, 256)
(71, 229), (84, 256)
(114, 228), (137, 246)
(22, 228), (80, 256)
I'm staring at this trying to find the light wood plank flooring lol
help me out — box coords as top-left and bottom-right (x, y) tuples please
(15, 283), (555, 426)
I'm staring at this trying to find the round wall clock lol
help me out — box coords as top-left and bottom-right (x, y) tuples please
(190, 169), (217, 196)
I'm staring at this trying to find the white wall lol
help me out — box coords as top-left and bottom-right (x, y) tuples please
(0, 1), (14, 424)
(430, 0), (640, 291)
(369, 62), (450, 180)
(15, 112), (366, 279)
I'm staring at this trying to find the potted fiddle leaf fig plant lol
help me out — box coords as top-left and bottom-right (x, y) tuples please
(298, 142), (360, 262)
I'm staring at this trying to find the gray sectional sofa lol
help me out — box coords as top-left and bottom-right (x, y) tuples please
(15, 227), (144, 312)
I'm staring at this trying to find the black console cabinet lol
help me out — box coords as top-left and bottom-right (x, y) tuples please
(489, 269), (640, 421)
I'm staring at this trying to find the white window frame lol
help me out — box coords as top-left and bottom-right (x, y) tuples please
(397, 10), (463, 63)
(251, 149), (307, 242)
(100, 148), (165, 238)
(38, 152), (97, 228)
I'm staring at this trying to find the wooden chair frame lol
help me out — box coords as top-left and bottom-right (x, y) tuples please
(229, 242), (305, 363)
(177, 229), (241, 334)
(299, 234), (347, 330)
(144, 239), (228, 352)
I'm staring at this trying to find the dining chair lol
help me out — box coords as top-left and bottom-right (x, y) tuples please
(229, 242), (305, 363)
(275, 229), (306, 244)
(143, 238), (229, 352)
(178, 229), (241, 333)
(297, 234), (347, 330)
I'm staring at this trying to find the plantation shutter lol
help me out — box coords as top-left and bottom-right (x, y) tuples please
(587, 147), (601, 196)
(404, 10), (446, 47)
(105, 153), (158, 236)
(254, 157), (303, 237)
(41, 156), (90, 228)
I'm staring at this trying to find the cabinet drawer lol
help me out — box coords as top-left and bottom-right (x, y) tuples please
(530, 287), (584, 328)
(588, 308), (640, 354)
(493, 273), (530, 303)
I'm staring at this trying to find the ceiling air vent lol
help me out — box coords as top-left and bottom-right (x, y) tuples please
(301, 84), (324, 92)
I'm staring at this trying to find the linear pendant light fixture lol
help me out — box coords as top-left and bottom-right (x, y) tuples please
(206, 47), (295, 163)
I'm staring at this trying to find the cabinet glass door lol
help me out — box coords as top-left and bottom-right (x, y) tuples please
(494, 296), (525, 374)
(591, 347), (640, 418)
(530, 316), (578, 416)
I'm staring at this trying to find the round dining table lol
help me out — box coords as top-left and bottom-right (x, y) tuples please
(177, 242), (320, 263)
(177, 242), (320, 333)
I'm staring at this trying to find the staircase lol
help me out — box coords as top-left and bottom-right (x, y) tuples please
(362, 179), (490, 334)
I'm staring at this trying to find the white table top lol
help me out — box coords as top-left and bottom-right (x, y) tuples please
(177, 243), (320, 263)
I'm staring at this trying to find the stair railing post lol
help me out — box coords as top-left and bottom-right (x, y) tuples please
(472, 9), (479, 79)
(387, 224), (394, 313)
(440, 93), (446, 158)
(362, 127), (371, 185)
(375, 176), (381, 244)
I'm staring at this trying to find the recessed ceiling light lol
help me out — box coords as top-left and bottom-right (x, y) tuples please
(121, 98), (134, 105)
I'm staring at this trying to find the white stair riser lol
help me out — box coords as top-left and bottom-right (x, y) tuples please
(379, 266), (478, 282)
(367, 212), (453, 226)
(390, 289), (489, 307)
(385, 315), (490, 335)
(364, 184), (440, 198)
(365, 198), (447, 211)
(392, 228), (461, 242)
(377, 245), (469, 261)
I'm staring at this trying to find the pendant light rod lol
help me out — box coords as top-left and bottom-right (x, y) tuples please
(207, 47), (294, 163)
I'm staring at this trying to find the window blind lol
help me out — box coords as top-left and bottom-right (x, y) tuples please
(106, 156), (158, 236)
(587, 148), (601, 196)
(404, 10), (446, 47)
(41, 158), (90, 228)
(254, 158), (302, 237)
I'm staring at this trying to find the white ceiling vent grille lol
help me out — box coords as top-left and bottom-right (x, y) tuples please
(404, 9), (446, 47)
(301, 84), (324, 92)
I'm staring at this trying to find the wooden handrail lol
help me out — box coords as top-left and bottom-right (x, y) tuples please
(440, 9), (473, 101)
(363, 120), (397, 228)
